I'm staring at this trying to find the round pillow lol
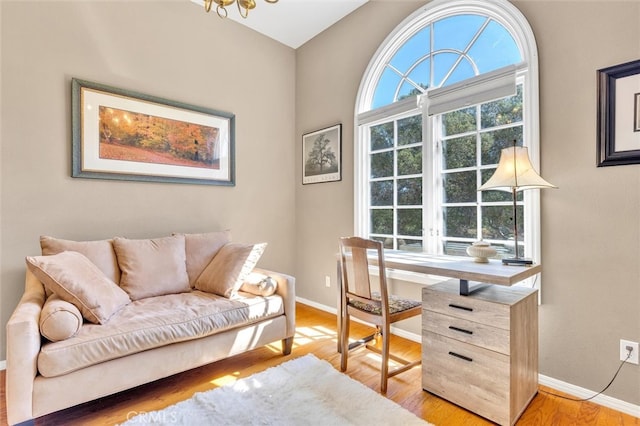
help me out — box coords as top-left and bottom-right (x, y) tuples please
(39, 295), (83, 342)
(240, 272), (278, 297)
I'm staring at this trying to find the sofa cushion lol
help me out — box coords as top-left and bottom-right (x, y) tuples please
(240, 272), (278, 297)
(26, 251), (131, 324)
(195, 242), (267, 299)
(176, 230), (232, 286)
(40, 235), (121, 284)
(114, 235), (190, 301)
(37, 290), (284, 377)
(39, 295), (83, 342)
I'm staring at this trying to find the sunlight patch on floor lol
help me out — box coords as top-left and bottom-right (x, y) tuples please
(210, 372), (240, 387)
(292, 325), (337, 348)
(264, 342), (283, 353)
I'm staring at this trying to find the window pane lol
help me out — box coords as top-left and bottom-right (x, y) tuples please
(372, 236), (394, 249)
(398, 146), (422, 175)
(397, 208), (422, 236)
(371, 181), (393, 206)
(493, 241), (523, 259)
(434, 15), (487, 53)
(371, 151), (394, 178)
(371, 209), (393, 234)
(371, 122), (394, 151)
(443, 171), (477, 203)
(481, 85), (523, 128)
(480, 127), (523, 165)
(398, 177), (422, 205)
(481, 205), (523, 240)
(468, 20), (522, 73)
(390, 27), (430, 73)
(398, 238), (423, 251)
(443, 241), (471, 256)
(442, 107), (476, 136)
(398, 115), (422, 146)
(443, 206), (476, 238)
(443, 135), (476, 169)
(372, 68), (402, 110)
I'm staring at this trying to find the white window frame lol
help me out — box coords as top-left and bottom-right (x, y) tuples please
(354, 0), (541, 288)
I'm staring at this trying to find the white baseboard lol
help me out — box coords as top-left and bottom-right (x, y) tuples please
(539, 374), (640, 418)
(0, 360), (5, 371)
(297, 297), (640, 419)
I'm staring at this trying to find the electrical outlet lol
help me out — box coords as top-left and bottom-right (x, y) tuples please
(325, 275), (331, 288)
(620, 339), (639, 365)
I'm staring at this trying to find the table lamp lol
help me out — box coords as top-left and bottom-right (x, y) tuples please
(478, 141), (556, 265)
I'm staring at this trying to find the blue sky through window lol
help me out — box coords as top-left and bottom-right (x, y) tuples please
(371, 14), (522, 110)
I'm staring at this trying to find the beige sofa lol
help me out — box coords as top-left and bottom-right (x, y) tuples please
(5, 232), (295, 425)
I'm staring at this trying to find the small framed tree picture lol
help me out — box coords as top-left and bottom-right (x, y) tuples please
(302, 124), (342, 184)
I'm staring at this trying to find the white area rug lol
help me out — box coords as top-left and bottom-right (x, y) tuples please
(121, 354), (431, 425)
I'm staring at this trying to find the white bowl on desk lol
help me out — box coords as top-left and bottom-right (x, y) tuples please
(466, 241), (497, 263)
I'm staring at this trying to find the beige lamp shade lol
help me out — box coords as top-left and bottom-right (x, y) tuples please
(479, 146), (557, 192)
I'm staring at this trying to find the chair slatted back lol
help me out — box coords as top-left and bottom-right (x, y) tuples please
(350, 244), (371, 299)
(339, 237), (389, 314)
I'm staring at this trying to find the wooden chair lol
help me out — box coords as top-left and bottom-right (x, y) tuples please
(338, 236), (422, 393)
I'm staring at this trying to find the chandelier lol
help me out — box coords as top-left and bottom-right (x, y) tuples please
(203, 0), (279, 19)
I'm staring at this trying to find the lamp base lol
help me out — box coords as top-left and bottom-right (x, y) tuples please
(502, 257), (534, 266)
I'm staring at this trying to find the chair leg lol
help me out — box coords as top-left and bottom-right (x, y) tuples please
(340, 313), (350, 372)
(380, 322), (390, 393)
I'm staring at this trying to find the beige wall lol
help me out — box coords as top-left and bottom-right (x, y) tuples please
(295, 0), (640, 406)
(0, 1), (296, 355)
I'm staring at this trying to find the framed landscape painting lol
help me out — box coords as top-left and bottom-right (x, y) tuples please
(72, 78), (235, 185)
(302, 124), (342, 185)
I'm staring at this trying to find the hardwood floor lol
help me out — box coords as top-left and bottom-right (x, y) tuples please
(1, 302), (638, 425)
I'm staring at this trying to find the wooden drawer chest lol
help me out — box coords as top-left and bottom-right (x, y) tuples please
(422, 279), (538, 426)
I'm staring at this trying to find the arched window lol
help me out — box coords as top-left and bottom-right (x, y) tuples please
(355, 0), (541, 277)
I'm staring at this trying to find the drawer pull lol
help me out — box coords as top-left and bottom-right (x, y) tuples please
(449, 326), (473, 335)
(448, 351), (473, 362)
(448, 303), (473, 312)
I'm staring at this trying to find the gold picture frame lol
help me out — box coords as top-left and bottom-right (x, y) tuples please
(72, 78), (235, 185)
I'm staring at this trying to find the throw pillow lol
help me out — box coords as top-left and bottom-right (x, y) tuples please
(195, 242), (267, 299)
(113, 235), (190, 300)
(240, 272), (278, 297)
(174, 230), (232, 287)
(40, 235), (121, 284)
(26, 251), (131, 324)
(39, 294), (83, 342)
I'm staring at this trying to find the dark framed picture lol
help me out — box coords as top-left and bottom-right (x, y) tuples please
(635, 93), (640, 132)
(72, 78), (235, 185)
(597, 59), (640, 167)
(302, 124), (342, 184)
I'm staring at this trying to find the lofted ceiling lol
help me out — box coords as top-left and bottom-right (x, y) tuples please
(190, 0), (369, 49)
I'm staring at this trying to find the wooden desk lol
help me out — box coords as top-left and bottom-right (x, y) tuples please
(335, 250), (539, 425)
(376, 250), (540, 295)
(335, 250), (540, 348)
